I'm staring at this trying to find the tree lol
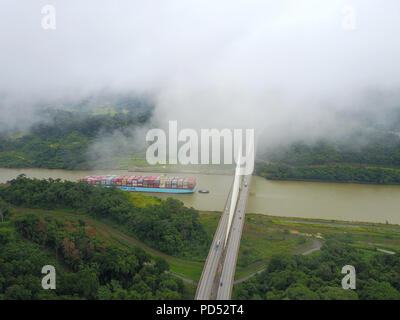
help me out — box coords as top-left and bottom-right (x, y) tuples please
(77, 267), (99, 299)
(0, 228), (13, 245)
(154, 257), (169, 274)
(360, 281), (400, 300)
(318, 286), (358, 300)
(4, 285), (32, 300)
(286, 284), (319, 300)
(97, 285), (112, 300)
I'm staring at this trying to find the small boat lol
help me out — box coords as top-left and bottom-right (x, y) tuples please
(198, 189), (210, 194)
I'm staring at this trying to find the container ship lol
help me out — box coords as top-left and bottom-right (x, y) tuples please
(80, 174), (197, 194)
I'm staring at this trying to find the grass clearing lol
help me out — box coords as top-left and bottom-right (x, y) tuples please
(168, 261), (203, 281)
(237, 232), (312, 271)
(128, 192), (162, 208)
(199, 211), (221, 238)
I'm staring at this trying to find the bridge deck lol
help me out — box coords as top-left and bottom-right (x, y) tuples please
(195, 174), (251, 300)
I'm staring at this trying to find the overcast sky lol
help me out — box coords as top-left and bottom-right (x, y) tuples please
(1, 0), (400, 144)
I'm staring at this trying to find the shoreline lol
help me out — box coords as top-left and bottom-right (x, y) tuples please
(202, 211), (400, 229)
(259, 176), (400, 186)
(3, 166), (400, 185)
(0, 166), (234, 176)
(246, 213), (400, 229)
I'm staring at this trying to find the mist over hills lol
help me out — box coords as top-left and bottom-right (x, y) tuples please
(0, 94), (153, 169)
(1, 1), (400, 303)
(0, 0), (400, 172)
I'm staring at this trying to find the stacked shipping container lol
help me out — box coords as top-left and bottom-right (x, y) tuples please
(81, 174), (196, 193)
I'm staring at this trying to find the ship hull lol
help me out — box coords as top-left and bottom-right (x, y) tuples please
(106, 185), (197, 194)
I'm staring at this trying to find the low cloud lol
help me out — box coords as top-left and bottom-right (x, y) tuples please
(0, 0), (399, 151)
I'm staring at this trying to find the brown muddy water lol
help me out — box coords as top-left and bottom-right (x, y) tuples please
(1, 168), (400, 225)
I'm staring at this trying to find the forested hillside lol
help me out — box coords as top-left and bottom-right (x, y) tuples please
(267, 132), (400, 167)
(233, 239), (400, 300)
(0, 97), (152, 169)
(0, 175), (209, 259)
(0, 212), (186, 300)
(257, 132), (400, 184)
(257, 163), (400, 184)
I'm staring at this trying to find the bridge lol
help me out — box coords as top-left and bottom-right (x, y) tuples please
(195, 150), (253, 300)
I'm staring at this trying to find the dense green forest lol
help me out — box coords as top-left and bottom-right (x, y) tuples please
(257, 132), (400, 184)
(0, 210), (186, 300)
(0, 175), (209, 259)
(257, 163), (400, 184)
(0, 97), (152, 169)
(233, 239), (400, 300)
(267, 132), (400, 167)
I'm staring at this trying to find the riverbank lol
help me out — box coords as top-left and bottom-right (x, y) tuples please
(0, 165), (234, 176)
(257, 163), (400, 185)
(262, 176), (400, 186)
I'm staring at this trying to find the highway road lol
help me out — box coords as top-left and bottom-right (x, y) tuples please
(195, 186), (234, 299)
(216, 174), (251, 300)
